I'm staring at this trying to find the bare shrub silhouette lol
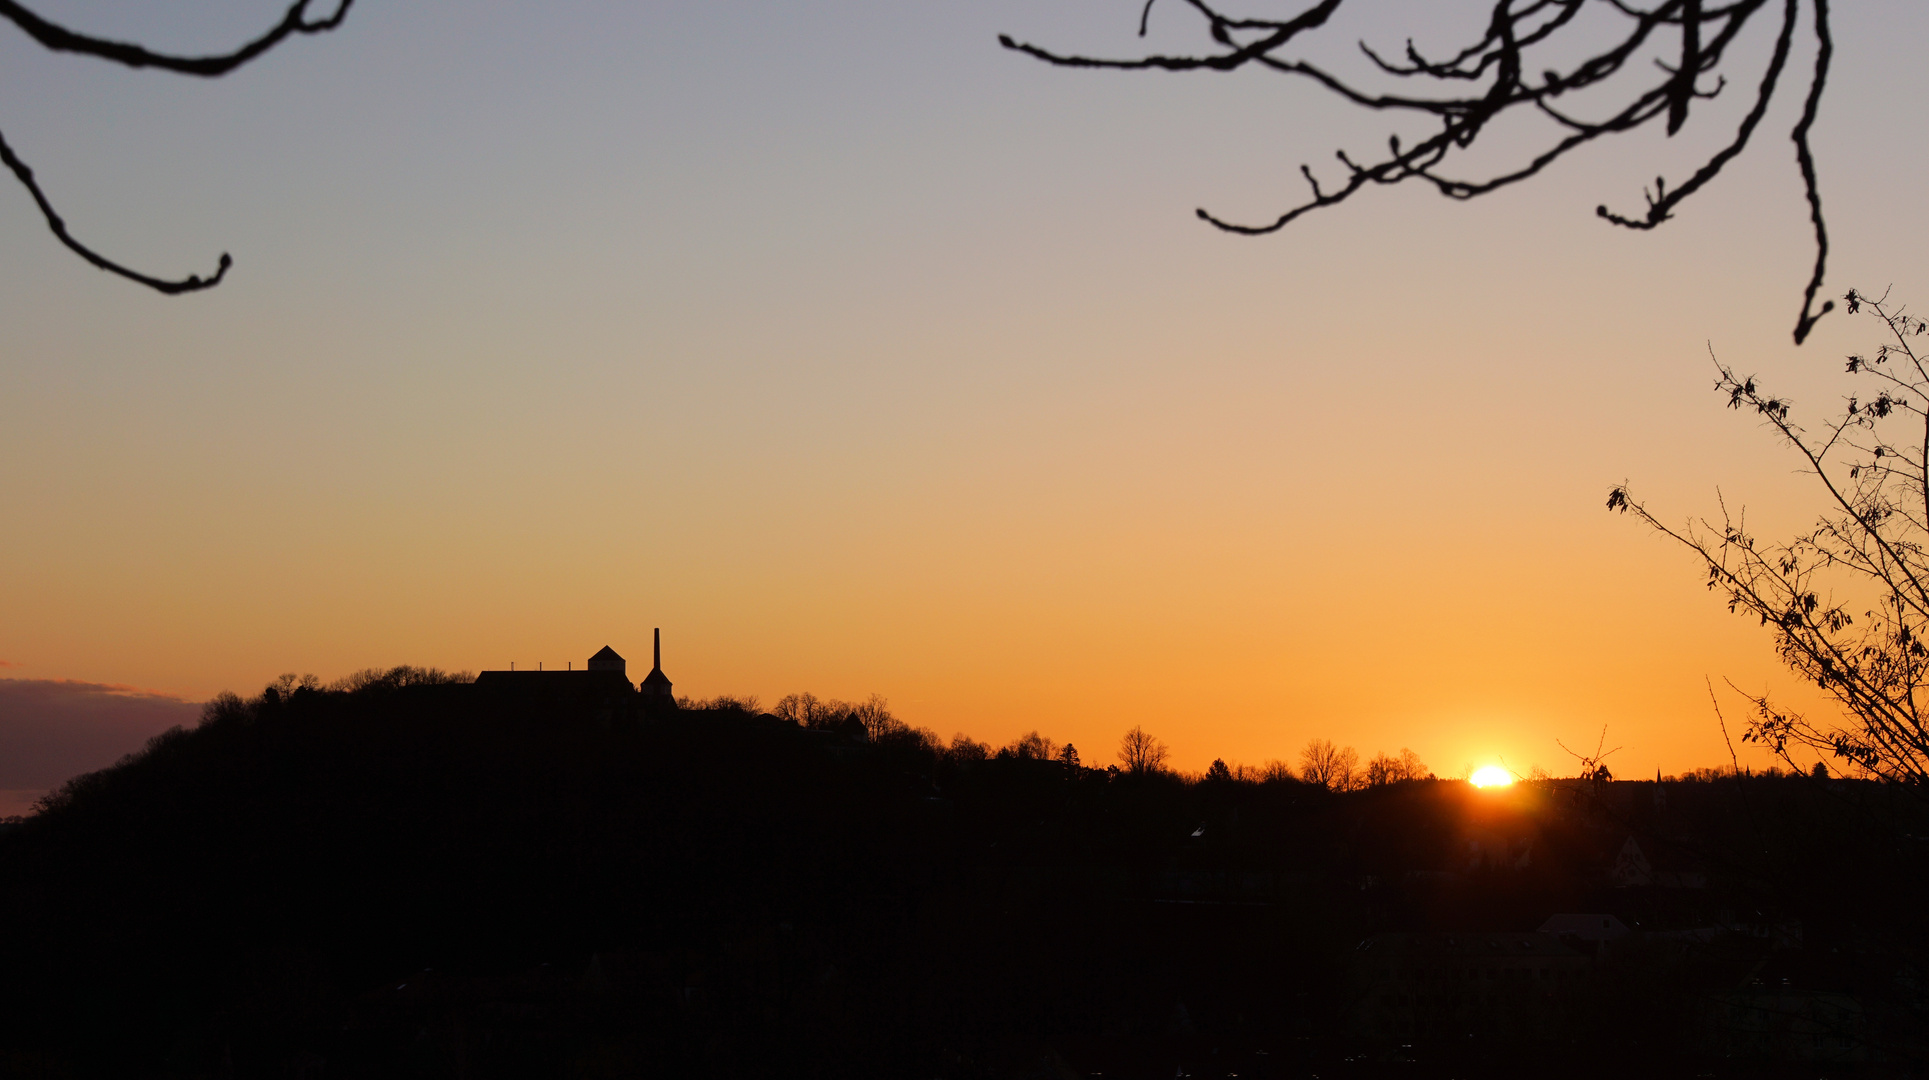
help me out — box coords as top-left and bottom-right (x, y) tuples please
(1611, 288), (1929, 787)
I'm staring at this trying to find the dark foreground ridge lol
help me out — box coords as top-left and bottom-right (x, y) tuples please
(0, 668), (1923, 1078)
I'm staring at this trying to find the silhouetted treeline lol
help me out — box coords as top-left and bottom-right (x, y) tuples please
(0, 672), (1922, 1078)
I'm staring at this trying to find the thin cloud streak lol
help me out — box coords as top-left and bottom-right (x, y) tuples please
(0, 678), (202, 816)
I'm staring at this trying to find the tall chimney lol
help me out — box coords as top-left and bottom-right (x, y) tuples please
(654, 627), (661, 670)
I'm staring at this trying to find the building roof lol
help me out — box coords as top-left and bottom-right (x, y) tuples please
(472, 669), (631, 686)
(589, 646), (623, 664)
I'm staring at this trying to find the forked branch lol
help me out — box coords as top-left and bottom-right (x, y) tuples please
(1004, 0), (1836, 343)
(0, 0), (354, 293)
(1610, 291), (1929, 789)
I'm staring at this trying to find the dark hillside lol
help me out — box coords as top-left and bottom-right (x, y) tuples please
(0, 677), (1920, 1078)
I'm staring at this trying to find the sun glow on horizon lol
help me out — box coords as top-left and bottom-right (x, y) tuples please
(1469, 765), (1514, 789)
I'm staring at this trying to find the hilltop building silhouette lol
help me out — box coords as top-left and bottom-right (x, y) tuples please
(472, 629), (676, 718)
(588, 645), (625, 674)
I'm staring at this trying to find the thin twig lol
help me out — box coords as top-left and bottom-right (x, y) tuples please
(0, 125), (228, 293)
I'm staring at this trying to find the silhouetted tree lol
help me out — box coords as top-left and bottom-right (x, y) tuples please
(1117, 725), (1170, 775)
(1006, 730), (1060, 761)
(677, 693), (763, 713)
(328, 665), (471, 693)
(849, 693), (902, 742)
(1058, 742), (1081, 773)
(772, 691), (824, 726)
(771, 691), (901, 738)
(1, 1), (354, 293)
(1611, 289), (1929, 788)
(1258, 758), (1297, 783)
(1299, 738), (1358, 791)
(1363, 747), (1428, 787)
(1205, 758), (1234, 784)
(949, 732), (991, 763)
(1003, 0), (1837, 343)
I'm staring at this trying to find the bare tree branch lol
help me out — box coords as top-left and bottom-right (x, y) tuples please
(0, 0), (354, 293)
(1789, 0), (1834, 344)
(0, 126), (230, 294)
(1612, 291), (1929, 789)
(0, 0), (352, 76)
(1004, 0), (1837, 343)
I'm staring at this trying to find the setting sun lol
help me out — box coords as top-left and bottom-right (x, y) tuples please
(1469, 765), (1514, 789)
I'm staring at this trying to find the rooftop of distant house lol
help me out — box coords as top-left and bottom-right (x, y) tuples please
(472, 629), (675, 703)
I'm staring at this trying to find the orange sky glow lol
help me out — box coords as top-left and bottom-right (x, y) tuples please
(3, 1), (1925, 786)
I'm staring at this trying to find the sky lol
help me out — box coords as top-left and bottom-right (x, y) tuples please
(4, 0), (1928, 806)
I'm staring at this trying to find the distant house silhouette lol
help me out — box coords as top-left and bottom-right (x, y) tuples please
(473, 630), (677, 719)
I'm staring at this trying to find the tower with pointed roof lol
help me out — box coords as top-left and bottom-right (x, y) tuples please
(640, 627), (674, 705)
